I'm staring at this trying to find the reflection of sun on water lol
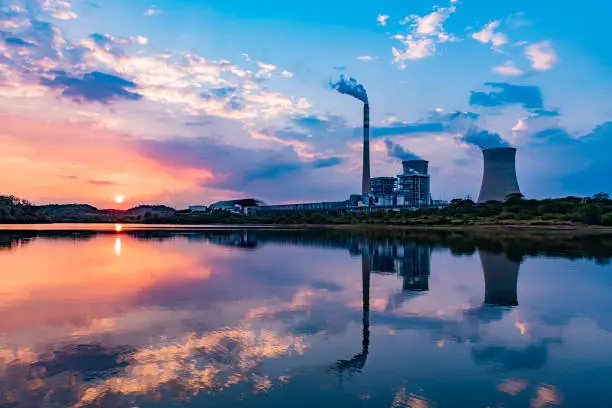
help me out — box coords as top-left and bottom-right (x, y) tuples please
(114, 237), (122, 257)
(514, 310), (527, 337)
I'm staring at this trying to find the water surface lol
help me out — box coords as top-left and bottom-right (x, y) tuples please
(1, 226), (611, 407)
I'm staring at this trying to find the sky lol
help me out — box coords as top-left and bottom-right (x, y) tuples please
(0, 0), (611, 208)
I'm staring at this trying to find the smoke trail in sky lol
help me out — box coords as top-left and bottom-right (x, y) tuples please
(462, 127), (511, 150)
(329, 75), (368, 104)
(384, 139), (422, 161)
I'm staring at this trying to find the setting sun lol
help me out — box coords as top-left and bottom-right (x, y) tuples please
(115, 194), (125, 204)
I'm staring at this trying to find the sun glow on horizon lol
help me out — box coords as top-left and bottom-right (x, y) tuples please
(115, 194), (125, 204)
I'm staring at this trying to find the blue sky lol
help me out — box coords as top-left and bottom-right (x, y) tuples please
(0, 0), (611, 206)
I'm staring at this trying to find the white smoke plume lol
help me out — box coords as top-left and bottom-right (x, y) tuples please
(329, 75), (369, 104)
(384, 139), (422, 160)
(462, 127), (511, 150)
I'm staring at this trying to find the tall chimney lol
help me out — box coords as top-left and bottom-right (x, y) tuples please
(362, 103), (371, 197)
(478, 147), (521, 203)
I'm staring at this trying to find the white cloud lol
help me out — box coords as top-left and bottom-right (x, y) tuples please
(391, 2), (457, 68)
(413, 7), (451, 35)
(472, 21), (508, 49)
(493, 61), (524, 77)
(525, 41), (557, 70)
(512, 110), (561, 144)
(255, 61), (277, 78)
(357, 55), (377, 61)
(280, 70), (293, 78)
(133, 36), (149, 45)
(377, 14), (389, 26)
(144, 6), (162, 16)
(42, 0), (77, 20)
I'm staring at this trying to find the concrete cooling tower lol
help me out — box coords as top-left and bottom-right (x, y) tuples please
(478, 148), (521, 203)
(479, 251), (520, 307)
(402, 160), (428, 175)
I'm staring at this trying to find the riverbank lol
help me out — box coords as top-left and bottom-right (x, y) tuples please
(2, 221), (612, 236)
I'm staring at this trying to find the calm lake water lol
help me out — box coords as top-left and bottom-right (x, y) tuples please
(1, 225), (612, 407)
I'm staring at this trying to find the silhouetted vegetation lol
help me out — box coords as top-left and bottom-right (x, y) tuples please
(4, 227), (612, 264)
(0, 195), (47, 223)
(4, 193), (612, 228)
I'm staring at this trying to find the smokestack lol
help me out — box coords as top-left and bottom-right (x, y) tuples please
(479, 251), (520, 307)
(478, 147), (521, 203)
(362, 103), (371, 196)
(402, 160), (429, 175)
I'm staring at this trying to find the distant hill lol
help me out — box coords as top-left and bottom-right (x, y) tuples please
(37, 204), (104, 222)
(34, 203), (178, 222)
(125, 205), (176, 215)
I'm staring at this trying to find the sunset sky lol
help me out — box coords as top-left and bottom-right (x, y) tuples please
(0, 0), (610, 208)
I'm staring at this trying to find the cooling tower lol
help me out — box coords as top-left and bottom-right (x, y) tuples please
(480, 251), (520, 307)
(478, 147), (521, 203)
(362, 103), (371, 196)
(402, 160), (428, 175)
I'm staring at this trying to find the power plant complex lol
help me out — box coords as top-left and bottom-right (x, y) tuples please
(198, 76), (523, 214)
(203, 146), (522, 214)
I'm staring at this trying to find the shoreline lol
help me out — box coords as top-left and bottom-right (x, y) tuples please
(1, 222), (612, 235)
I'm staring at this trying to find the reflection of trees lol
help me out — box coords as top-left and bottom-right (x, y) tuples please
(3, 228), (612, 263)
(0, 231), (97, 251)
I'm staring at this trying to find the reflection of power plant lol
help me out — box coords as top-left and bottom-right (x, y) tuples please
(358, 242), (432, 312)
(193, 231), (258, 249)
(480, 251), (520, 307)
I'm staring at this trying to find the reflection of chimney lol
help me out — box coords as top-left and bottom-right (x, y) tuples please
(362, 104), (371, 196)
(480, 251), (520, 306)
(361, 253), (370, 355)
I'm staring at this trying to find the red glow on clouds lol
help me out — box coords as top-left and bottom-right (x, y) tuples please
(0, 113), (231, 207)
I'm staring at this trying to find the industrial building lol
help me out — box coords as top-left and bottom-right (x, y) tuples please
(369, 159), (432, 208)
(478, 147), (521, 203)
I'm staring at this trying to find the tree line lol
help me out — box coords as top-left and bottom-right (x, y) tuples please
(3, 193), (612, 226)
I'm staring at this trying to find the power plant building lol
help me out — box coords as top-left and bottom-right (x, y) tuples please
(478, 147), (521, 203)
(396, 160), (431, 207)
(371, 177), (396, 207)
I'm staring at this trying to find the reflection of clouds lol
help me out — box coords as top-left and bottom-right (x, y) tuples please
(0, 231), (610, 407)
(531, 384), (563, 408)
(249, 287), (356, 337)
(392, 388), (434, 408)
(496, 379), (563, 408)
(0, 235), (211, 334)
(76, 329), (306, 406)
(497, 378), (528, 396)
(0, 328), (305, 408)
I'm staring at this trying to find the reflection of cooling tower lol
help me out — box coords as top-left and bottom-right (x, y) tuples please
(402, 160), (428, 175)
(362, 103), (371, 196)
(478, 148), (521, 203)
(400, 245), (431, 292)
(480, 251), (520, 306)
